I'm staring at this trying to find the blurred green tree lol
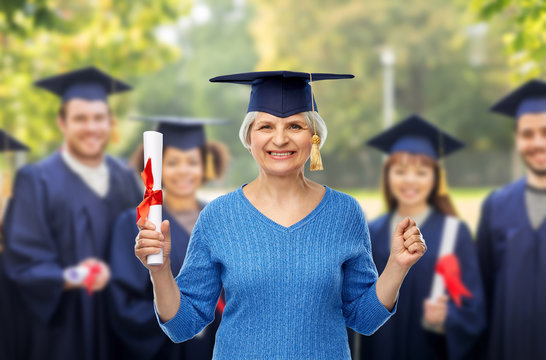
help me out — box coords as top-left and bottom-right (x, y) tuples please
(248, 0), (514, 187)
(470, 0), (546, 80)
(0, 0), (189, 159)
(125, 0), (259, 186)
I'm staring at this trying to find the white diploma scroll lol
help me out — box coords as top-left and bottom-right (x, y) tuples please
(428, 216), (459, 301)
(143, 131), (164, 265)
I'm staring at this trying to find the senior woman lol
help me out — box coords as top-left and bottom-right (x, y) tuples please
(135, 71), (427, 359)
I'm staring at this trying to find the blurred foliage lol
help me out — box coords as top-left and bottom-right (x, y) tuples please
(126, 0), (259, 186)
(1, 0), (525, 187)
(470, 0), (546, 81)
(248, 0), (513, 186)
(0, 0), (188, 158)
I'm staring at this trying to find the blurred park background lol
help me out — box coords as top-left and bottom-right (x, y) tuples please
(1, 0), (545, 232)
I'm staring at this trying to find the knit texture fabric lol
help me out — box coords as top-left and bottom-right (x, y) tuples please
(157, 185), (395, 359)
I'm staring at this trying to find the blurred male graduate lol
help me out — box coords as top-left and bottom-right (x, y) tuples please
(477, 80), (546, 360)
(2, 67), (142, 360)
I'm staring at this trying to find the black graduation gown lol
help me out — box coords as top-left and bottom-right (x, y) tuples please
(2, 152), (141, 360)
(353, 210), (485, 360)
(0, 244), (29, 360)
(108, 207), (222, 360)
(477, 178), (546, 360)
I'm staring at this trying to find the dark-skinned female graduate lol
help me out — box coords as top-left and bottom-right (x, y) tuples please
(352, 115), (485, 360)
(108, 116), (229, 360)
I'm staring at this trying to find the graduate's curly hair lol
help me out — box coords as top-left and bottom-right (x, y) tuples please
(381, 152), (458, 217)
(129, 141), (230, 183)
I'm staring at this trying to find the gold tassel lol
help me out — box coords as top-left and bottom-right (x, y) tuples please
(310, 134), (323, 171)
(438, 167), (449, 196)
(205, 151), (216, 180)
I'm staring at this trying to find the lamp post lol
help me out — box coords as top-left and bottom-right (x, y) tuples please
(381, 47), (396, 129)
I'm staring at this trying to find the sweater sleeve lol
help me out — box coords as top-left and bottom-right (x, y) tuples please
(156, 214), (222, 342)
(342, 200), (395, 335)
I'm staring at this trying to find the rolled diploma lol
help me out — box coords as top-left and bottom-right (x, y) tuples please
(143, 131), (163, 265)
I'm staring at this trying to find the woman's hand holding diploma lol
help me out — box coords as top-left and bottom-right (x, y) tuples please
(135, 218), (180, 322)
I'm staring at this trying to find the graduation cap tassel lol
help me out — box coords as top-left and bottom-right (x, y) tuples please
(438, 167), (449, 197)
(310, 134), (323, 171)
(205, 150), (216, 180)
(309, 73), (323, 171)
(437, 131), (449, 196)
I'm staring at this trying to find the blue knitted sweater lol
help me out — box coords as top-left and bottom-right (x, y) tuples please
(157, 185), (394, 359)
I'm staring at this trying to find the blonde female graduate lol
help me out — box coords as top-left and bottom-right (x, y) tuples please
(135, 72), (427, 359)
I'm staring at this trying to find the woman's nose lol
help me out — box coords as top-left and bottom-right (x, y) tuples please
(272, 129), (288, 146)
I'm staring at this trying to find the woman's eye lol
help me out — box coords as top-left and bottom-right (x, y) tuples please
(290, 124), (302, 130)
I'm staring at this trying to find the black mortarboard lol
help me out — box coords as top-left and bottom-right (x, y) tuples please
(1, 130), (29, 152)
(131, 116), (226, 150)
(209, 71), (354, 117)
(366, 115), (464, 159)
(491, 79), (546, 119)
(34, 66), (132, 103)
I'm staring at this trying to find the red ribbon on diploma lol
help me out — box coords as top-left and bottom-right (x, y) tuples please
(136, 158), (163, 224)
(83, 264), (101, 296)
(217, 297), (225, 314)
(435, 254), (472, 307)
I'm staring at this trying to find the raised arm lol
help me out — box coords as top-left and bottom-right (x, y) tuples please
(376, 217), (427, 310)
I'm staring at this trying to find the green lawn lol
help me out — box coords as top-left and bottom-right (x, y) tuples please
(341, 187), (496, 235)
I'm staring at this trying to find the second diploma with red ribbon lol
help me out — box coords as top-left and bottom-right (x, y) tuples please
(136, 131), (164, 265)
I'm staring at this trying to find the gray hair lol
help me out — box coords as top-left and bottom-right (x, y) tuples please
(239, 111), (328, 150)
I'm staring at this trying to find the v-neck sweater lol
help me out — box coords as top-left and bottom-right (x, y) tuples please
(157, 185), (395, 359)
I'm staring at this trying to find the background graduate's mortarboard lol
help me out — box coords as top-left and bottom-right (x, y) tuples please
(367, 114), (464, 197)
(209, 71), (354, 118)
(34, 66), (132, 103)
(131, 115), (226, 150)
(132, 115), (227, 179)
(1, 130), (29, 152)
(490, 79), (546, 118)
(366, 114), (464, 160)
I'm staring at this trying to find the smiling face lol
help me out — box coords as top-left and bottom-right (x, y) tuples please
(248, 111), (313, 176)
(58, 99), (112, 163)
(516, 114), (546, 176)
(162, 146), (204, 198)
(386, 152), (436, 209)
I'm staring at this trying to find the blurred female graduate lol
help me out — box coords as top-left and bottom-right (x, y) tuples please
(108, 117), (229, 360)
(352, 115), (485, 360)
(134, 71), (428, 359)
